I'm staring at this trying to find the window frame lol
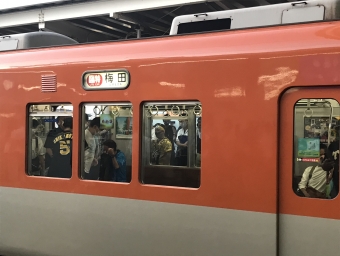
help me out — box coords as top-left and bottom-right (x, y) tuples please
(140, 101), (202, 188)
(293, 98), (340, 199)
(79, 102), (133, 182)
(26, 103), (73, 177)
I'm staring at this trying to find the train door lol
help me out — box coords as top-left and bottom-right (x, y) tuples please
(279, 87), (340, 256)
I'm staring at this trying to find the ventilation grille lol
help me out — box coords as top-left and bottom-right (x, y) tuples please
(41, 74), (57, 92)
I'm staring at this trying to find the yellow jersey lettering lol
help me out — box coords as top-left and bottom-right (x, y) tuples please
(59, 140), (71, 155)
(65, 133), (73, 139)
(54, 135), (63, 143)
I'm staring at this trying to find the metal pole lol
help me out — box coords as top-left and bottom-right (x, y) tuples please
(136, 28), (141, 38)
(327, 102), (334, 146)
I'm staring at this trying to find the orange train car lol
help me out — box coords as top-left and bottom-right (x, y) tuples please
(0, 1), (340, 256)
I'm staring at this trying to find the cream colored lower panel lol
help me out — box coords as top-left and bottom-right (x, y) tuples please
(0, 187), (276, 256)
(279, 214), (340, 256)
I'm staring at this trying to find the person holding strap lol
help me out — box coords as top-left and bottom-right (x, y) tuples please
(100, 139), (127, 182)
(83, 117), (100, 179)
(154, 126), (172, 165)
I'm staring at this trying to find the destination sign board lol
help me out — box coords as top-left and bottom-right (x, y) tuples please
(82, 70), (130, 90)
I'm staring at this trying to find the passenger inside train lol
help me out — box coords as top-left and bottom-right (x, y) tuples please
(44, 116), (67, 176)
(30, 119), (45, 176)
(162, 113), (176, 165)
(176, 118), (189, 166)
(83, 117), (101, 180)
(298, 158), (334, 198)
(153, 125), (172, 165)
(47, 117), (73, 178)
(100, 139), (127, 182)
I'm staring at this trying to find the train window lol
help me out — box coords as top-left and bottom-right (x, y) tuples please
(293, 99), (339, 199)
(140, 102), (202, 188)
(177, 18), (231, 34)
(27, 104), (73, 178)
(81, 103), (132, 183)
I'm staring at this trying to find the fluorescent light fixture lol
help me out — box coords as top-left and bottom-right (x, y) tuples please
(0, 0), (68, 11)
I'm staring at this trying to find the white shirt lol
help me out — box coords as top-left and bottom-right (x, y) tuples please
(176, 128), (188, 142)
(31, 136), (45, 159)
(151, 128), (156, 141)
(93, 134), (101, 159)
(298, 166), (327, 193)
(84, 129), (96, 173)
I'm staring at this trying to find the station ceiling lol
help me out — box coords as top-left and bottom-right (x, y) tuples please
(0, 0), (298, 43)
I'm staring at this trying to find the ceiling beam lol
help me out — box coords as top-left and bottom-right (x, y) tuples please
(111, 13), (168, 33)
(82, 18), (130, 35)
(161, 10), (177, 18)
(100, 16), (162, 37)
(214, 1), (230, 10)
(253, 0), (270, 5)
(138, 12), (172, 26)
(99, 16), (134, 29)
(44, 20), (105, 43)
(142, 22), (169, 33)
(205, 2), (219, 12)
(71, 19), (126, 37)
(228, 0), (245, 8)
(69, 21), (121, 39)
(0, 28), (23, 35)
(13, 26), (33, 32)
(0, 0), (207, 28)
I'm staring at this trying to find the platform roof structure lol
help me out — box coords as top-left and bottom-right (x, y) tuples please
(0, 0), (299, 43)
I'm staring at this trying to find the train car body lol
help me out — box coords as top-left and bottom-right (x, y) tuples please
(0, 1), (339, 256)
